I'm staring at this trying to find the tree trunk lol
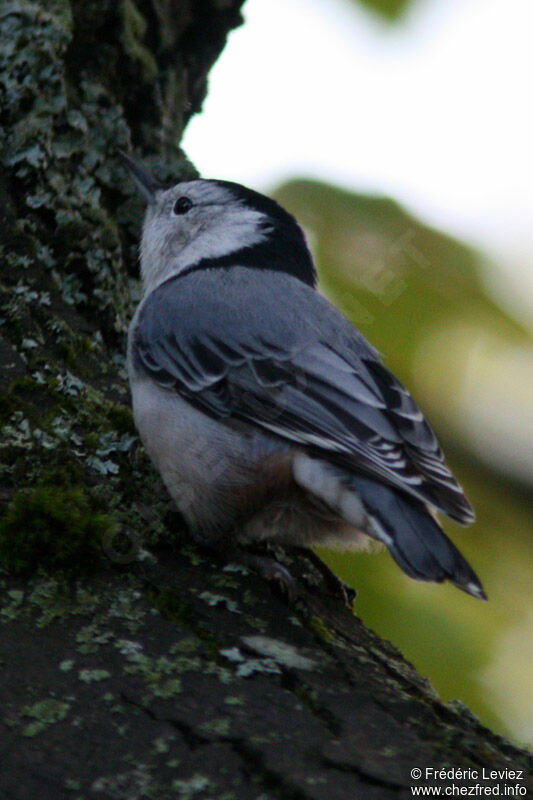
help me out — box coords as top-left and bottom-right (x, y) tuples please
(0, 2), (531, 798)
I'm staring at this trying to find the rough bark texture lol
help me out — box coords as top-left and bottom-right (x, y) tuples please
(0, 2), (531, 799)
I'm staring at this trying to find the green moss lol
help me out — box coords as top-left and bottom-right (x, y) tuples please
(0, 382), (46, 427)
(84, 432), (99, 450)
(308, 615), (334, 643)
(120, 0), (158, 80)
(105, 403), (135, 434)
(56, 341), (76, 364)
(0, 485), (115, 576)
(37, 455), (85, 489)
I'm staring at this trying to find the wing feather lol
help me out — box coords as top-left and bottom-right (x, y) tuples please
(132, 271), (474, 523)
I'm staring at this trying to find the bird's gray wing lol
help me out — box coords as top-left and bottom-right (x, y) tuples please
(132, 270), (474, 523)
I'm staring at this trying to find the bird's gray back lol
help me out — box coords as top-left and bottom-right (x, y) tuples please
(132, 266), (373, 362)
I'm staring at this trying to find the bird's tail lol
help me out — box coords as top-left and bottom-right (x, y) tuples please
(292, 455), (486, 599)
(351, 474), (486, 599)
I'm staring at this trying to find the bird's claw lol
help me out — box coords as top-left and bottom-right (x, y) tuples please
(240, 553), (299, 603)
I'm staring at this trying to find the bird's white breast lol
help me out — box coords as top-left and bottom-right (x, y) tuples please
(131, 375), (232, 524)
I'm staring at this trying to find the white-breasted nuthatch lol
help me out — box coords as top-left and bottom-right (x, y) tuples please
(120, 151), (485, 600)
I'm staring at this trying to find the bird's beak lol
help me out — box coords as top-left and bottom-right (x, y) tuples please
(118, 150), (161, 205)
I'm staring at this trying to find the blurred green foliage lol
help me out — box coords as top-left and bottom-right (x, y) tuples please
(351, 0), (414, 22)
(274, 178), (533, 747)
(275, 180), (526, 386)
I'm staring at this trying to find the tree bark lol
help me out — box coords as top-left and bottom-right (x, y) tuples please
(0, 2), (531, 798)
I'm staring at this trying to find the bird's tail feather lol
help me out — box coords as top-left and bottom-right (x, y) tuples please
(351, 475), (486, 600)
(292, 455), (485, 599)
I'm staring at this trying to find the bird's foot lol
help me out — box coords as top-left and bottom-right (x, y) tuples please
(239, 552), (299, 604)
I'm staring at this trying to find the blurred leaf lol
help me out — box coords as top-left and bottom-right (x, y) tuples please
(350, 0), (414, 23)
(274, 178), (526, 392)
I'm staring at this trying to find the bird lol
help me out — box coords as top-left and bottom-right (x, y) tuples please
(120, 150), (486, 601)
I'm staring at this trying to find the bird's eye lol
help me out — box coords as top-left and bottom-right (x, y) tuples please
(173, 196), (193, 215)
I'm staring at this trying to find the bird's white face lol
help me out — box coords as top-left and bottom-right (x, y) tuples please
(140, 181), (270, 292)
